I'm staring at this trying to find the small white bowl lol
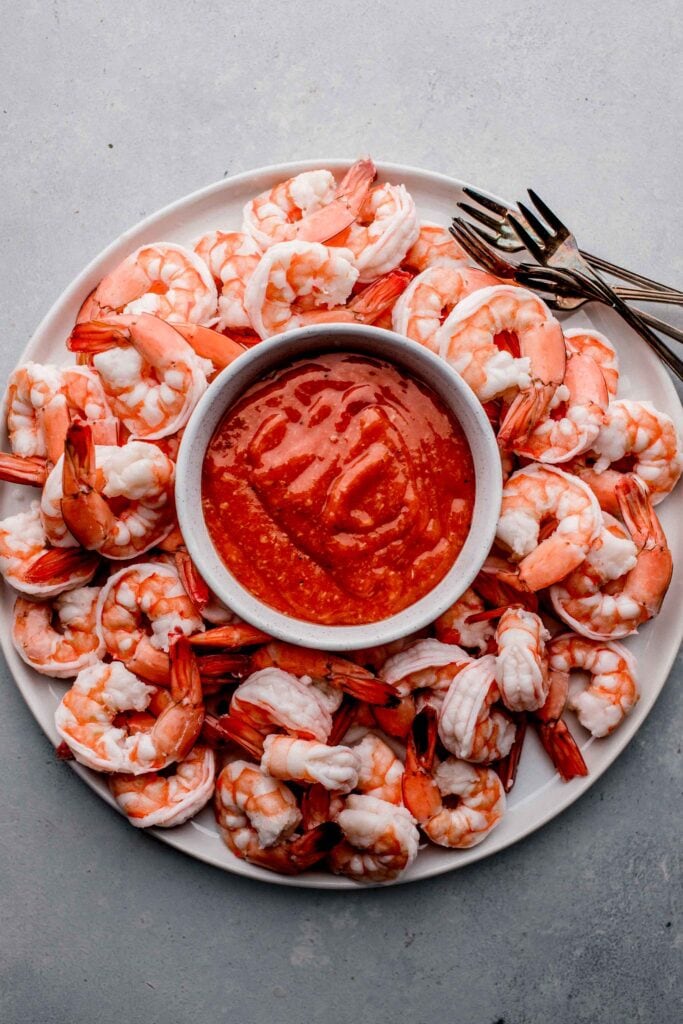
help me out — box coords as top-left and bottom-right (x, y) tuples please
(176, 324), (502, 651)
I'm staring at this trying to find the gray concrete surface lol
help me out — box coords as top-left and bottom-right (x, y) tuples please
(1, 3), (681, 1022)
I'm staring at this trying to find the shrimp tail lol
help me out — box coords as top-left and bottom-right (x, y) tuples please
(498, 383), (555, 449)
(402, 707), (442, 821)
(334, 674), (399, 708)
(348, 270), (412, 322)
(494, 714), (527, 793)
(535, 719), (588, 782)
(150, 636), (204, 762)
(243, 822), (344, 875)
(60, 422), (116, 550)
(373, 693), (416, 739)
(22, 546), (100, 585)
(67, 320), (130, 353)
(300, 783), (333, 830)
(214, 712), (266, 759)
(0, 453), (48, 487)
(174, 550), (210, 612)
(174, 323), (245, 370)
(294, 157), (376, 243)
(123, 638), (171, 687)
(189, 623), (273, 648)
(328, 696), (356, 746)
(195, 652), (251, 680)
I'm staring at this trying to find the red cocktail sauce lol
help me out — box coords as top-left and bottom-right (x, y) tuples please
(202, 352), (476, 625)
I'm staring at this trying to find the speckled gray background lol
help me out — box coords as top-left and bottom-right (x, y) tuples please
(1, 3), (681, 1023)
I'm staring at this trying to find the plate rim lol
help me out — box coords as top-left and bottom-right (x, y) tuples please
(2, 157), (682, 889)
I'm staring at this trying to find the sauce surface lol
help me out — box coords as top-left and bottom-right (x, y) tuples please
(202, 352), (476, 625)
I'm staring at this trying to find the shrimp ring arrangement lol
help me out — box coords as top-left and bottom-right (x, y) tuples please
(1, 158), (681, 886)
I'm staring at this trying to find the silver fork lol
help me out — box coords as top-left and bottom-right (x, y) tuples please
(459, 187), (683, 345)
(459, 186), (683, 298)
(450, 217), (676, 314)
(449, 216), (683, 382)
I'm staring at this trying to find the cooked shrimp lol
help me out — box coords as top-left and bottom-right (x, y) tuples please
(5, 363), (65, 462)
(581, 399), (682, 507)
(438, 655), (516, 763)
(350, 732), (404, 804)
(97, 561), (203, 685)
(0, 502), (98, 597)
(231, 668), (333, 742)
(548, 634), (638, 737)
(55, 637), (204, 773)
(12, 587), (103, 677)
(496, 464), (602, 590)
(391, 264), (502, 352)
(193, 230), (261, 331)
(550, 475), (671, 638)
(402, 221), (469, 272)
(434, 588), (495, 653)
(437, 285), (566, 439)
(494, 606), (550, 712)
(242, 158), (376, 249)
(505, 351), (608, 464)
(214, 759), (341, 874)
(564, 328), (619, 397)
(43, 424), (176, 559)
(532, 668), (588, 782)
(84, 243), (218, 325)
(328, 794), (420, 884)
(380, 639), (471, 698)
(261, 735), (360, 792)
(244, 240), (359, 338)
(331, 183), (420, 282)
(249, 641), (397, 706)
(403, 709), (505, 848)
(109, 743), (215, 828)
(68, 313), (210, 440)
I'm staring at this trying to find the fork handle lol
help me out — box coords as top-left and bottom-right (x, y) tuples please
(600, 288), (683, 380)
(583, 251), (683, 299)
(633, 308), (683, 345)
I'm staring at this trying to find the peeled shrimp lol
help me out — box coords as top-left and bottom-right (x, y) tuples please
(12, 587), (103, 678)
(403, 713), (506, 849)
(84, 243), (217, 325)
(438, 655), (516, 763)
(380, 638), (471, 700)
(0, 501), (98, 597)
(506, 351), (608, 464)
(331, 183), (419, 282)
(42, 425), (176, 559)
(230, 668), (333, 742)
(437, 285), (566, 438)
(55, 638), (204, 774)
(68, 313), (210, 440)
(564, 328), (619, 397)
(496, 464), (602, 590)
(193, 230), (261, 331)
(328, 794), (420, 884)
(392, 264), (501, 352)
(550, 475), (671, 638)
(402, 221), (469, 272)
(109, 744), (215, 828)
(580, 399), (682, 507)
(261, 735), (360, 792)
(97, 562), (204, 685)
(494, 607), (550, 712)
(548, 633), (638, 737)
(214, 759), (340, 874)
(350, 732), (404, 804)
(242, 159), (376, 249)
(244, 240), (359, 339)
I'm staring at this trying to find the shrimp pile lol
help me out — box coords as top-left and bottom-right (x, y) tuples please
(1, 157), (680, 884)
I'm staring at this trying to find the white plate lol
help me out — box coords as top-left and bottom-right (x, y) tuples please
(2, 160), (681, 889)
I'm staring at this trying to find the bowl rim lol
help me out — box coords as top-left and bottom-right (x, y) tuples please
(176, 323), (502, 651)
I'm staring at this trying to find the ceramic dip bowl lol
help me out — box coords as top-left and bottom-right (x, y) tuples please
(176, 323), (502, 651)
